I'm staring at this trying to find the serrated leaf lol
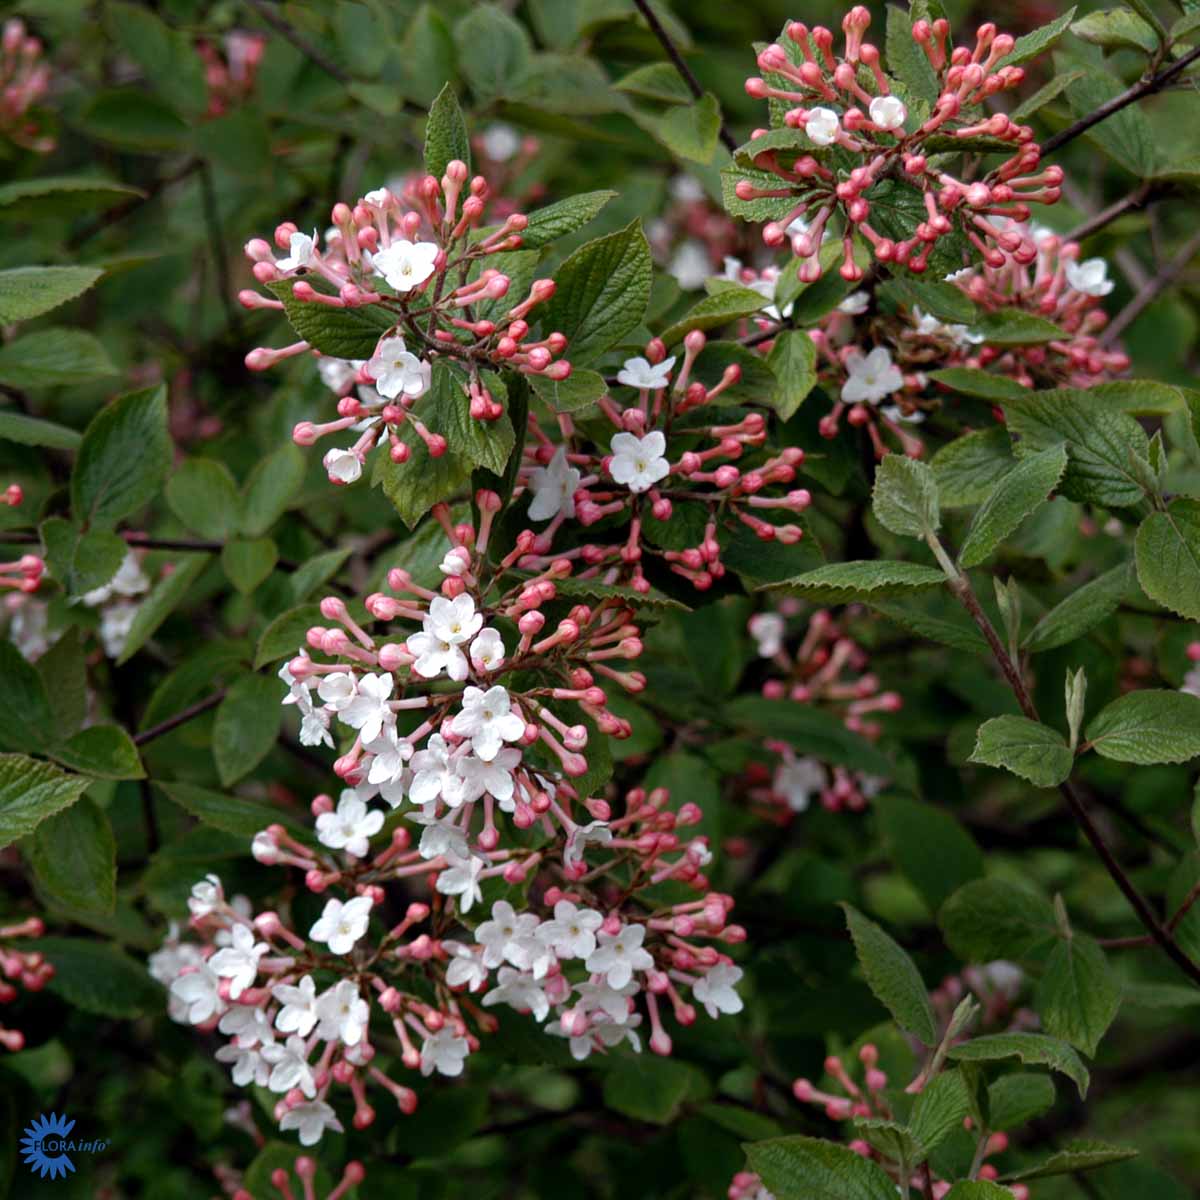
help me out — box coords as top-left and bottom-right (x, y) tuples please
(764, 560), (946, 604)
(539, 219), (653, 366)
(647, 93), (721, 163)
(0, 411), (82, 450)
(116, 553), (210, 665)
(945, 1184), (1015, 1199)
(156, 780), (311, 842)
(552, 574), (688, 613)
(1003, 1140), (1138, 1182)
(1035, 934), (1120, 1056)
(290, 548), (352, 602)
(987, 1073), (1056, 1131)
(1072, 10), (1159, 53)
(1011, 70), (1086, 121)
(424, 83), (471, 178)
(41, 519), (127, 599)
(529, 368), (607, 413)
(0, 754), (90, 847)
(970, 715), (1073, 788)
(49, 725), (144, 780)
(1085, 690), (1200, 764)
(745, 1135), (901, 1200)
(0, 175), (143, 216)
(38, 937), (162, 1017)
(521, 190), (615, 249)
(240, 443), (305, 537)
(0, 328), (116, 388)
(881, 278), (977, 326)
(929, 367), (1027, 403)
(910, 1070), (970, 1156)
(265, 278), (394, 359)
(255, 603), (323, 670)
(0, 265), (104, 322)
(932, 427), (1016, 508)
(947, 1033), (1089, 1098)
(614, 62), (694, 104)
(886, 5), (941, 104)
(1135, 500), (1200, 621)
(940, 878), (1058, 961)
(996, 7), (1078, 67)
(660, 283), (769, 345)
(959, 445), (1067, 568)
(873, 455), (941, 538)
(166, 458), (240, 540)
(876, 796), (984, 913)
(1066, 69), (1157, 175)
(1023, 561), (1133, 652)
(842, 904), (938, 1045)
(973, 308), (1063, 345)
(721, 165), (798, 223)
(26, 797), (116, 915)
(765, 330), (817, 421)
(213, 674), (283, 786)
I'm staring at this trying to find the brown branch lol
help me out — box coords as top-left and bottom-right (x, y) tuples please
(630, 0), (738, 154)
(1100, 229), (1200, 347)
(199, 162), (244, 340)
(245, 0), (352, 84)
(1169, 878), (1200, 934)
(134, 690), (226, 747)
(1041, 43), (1200, 158)
(1, 529), (299, 571)
(1064, 181), (1154, 244)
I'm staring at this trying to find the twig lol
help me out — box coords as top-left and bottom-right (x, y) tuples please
(1100, 229), (1200, 346)
(134, 690), (226, 747)
(0, 529), (299, 571)
(1041, 44), (1200, 158)
(1065, 181), (1154, 243)
(198, 162), (244, 339)
(245, 0), (352, 84)
(630, 0), (738, 154)
(1168, 878), (1200, 934)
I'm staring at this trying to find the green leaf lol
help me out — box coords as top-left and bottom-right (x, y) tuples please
(721, 165), (799, 223)
(648, 93), (722, 163)
(602, 1055), (704, 1124)
(764, 560), (946, 604)
(1035, 934), (1120, 1056)
(156, 780), (310, 842)
(0, 753), (90, 847)
(841, 904), (938, 1045)
(972, 308), (1063, 345)
(947, 1033), (1090, 1098)
(885, 5), (941, 104)
(881, 278), (977, 326)
(166, 458), (241, 540)
(551, 574), (688, 614)
(0, 175), (143, 216)
(213, 674), (283, 786)
(264, 278), (393, 359)
(763, 330), (817, 421)
(222, 537), (278, 595)
(987, 1073), (1056, 1131)
(940, 878), (1058, 961)
(660, 284), (769, 345)
(454, 5), (533, 101)
(0, 265), (104, 323)
(876, 796), (984, 914)
(116, 553), (210, 665)
(49, 725), (144, 780)
(872, 595), (988, 654)
(1011, 70), (1086, 121)
(26, 797), (116, 915)
(290, 548), (352, 602)
(958, 445), (1068, 568)
(40, 519), (127, 599)
(1066, 69), (1157, 175)
(0, 328), (116, 388)
(1135, 499), (1200, 621)
(36, 629), (87, 737)
(1002, 390), (1150, 509)
(1003, 1140), (1138, 1182)
(539, 219), (653, 365)
(0, 411), (82, 450)
(996, 7), (1079, 67)
(932, 427), (1016, 508)
(745, 1135), (900, 1200)
(969, 715), (1073, 788)
(614, 62), (694, 104)
(255, 603), (323, 669)
(910, 1069), (970, 1156)
(1072, 10), (1159, 53)
(1023, 561), (1132, 652)
(424, 82), (472, 178)
(872, 455), (940, 539)
(1085, 689), (1200, 764)
(106, 1), (207, 114)
(38, 937), (162, 1017)
(0, 640), (55, 751)
(80, 88), (188, 148)
(240, 443), (306, 537)
(521, 190), (616, 249)
(71, 384), (171, 530)
(529, 368), (607, 413)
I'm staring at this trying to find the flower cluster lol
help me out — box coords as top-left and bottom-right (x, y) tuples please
(0, 916), (52, 1052)
(739, 8), (1061, 282)
(516, 334), (810, 593)
(0, 18), (54, 152)
(240, 167), (570, 487)
(154, 498), (746, 1144)
(197, 31), (266, 118)
(742, 602), (896, 815)
(80, 548), (151, 659)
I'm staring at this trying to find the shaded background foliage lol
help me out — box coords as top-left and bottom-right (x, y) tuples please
(1, 0), (1200, 1198)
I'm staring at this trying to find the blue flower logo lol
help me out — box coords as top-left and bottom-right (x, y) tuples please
(20, 1112), (77, 1180)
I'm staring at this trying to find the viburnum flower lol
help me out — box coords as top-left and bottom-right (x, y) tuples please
(209, 924), (269, 999)
(527, 446), (580, 522)
(840, 347), (904, 405)
(336, 672), (393, 743)
(564, 820), (613, 868)
(748, 612), (786, 657)
(275, 229), (316, 272)
(367, 335), (432, 400)
(477, 900), (540, 969)
(773, 756), (826, 813)
(215, 1041), (271, 1088)
(315, 980), (369, 1045)
(279, 1100), (343, 1147)
(169, 964), (223, 1025)
(803, 105), (840, 145)
(187, 874), (224, 919)
(608, 430), (670, 494)
(435, 852), (485, 911)
(444, 941), (489, 992)
(483, 966), (551, 1021)
(617, 354), (676, 390)
(273, 976), (320, 1037)
(372, 239), (439, 292)
(469, 626), (505, 673)
(420, 1027), (470, 1077)
(449, 685), (525, 761)
(459, 747), (521, 808)
(539, 900), (603, 959)
(406, 593), (484, 681)
(693, 963), (746, 1018)
(408, 734), (469, 807)
(1064, 256), (1114, 297)
(315, 790), (385, 857)
(308, 896), (373, 955)
(586, 923), (654, 989)
(322, 448), (363, 485)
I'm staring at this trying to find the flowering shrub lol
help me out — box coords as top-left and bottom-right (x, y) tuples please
(3, 2), (1200, 1198)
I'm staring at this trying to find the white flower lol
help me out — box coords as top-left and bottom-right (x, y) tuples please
(805, 106), (840, 146)
(748, 612), (786, 657)
(373, 239), (439, 293)
(218, 1003), (275, 1047)
(279, 1099), (343, 1146)
(1064, 256), (1114, 297)
(322, 448), (362, 485)
(617, 355), (675, 390)
(367, 335), (431, 400)
(308, 895), (373, 955)
(82, 551), (149, 606)
(420, 1026), (470, 1077)
(316, 671), (357, 711)
(188, 873), (224, 919)
(470, 627), (506, 673)
(477, 900), (540, 969)
(169, 964), (224, 1024)
(315, 979), (370, 1045)
(527, 446), (581, 522)
(276, 229), (317, 272)
(693, 962), (745, 1018)
(481, 122), (521, 161)
(215, 1042), (271, 1087)
(881, 404), (925, 427)
(337, 672), (394, 743)
(838, 291), (870, 315)
(98, 600), (140, 659)
(608, 430), (670, 494)
(449, 685), (525, 762)
(262, 1035), (317, 1097)
(315, 790), (385, 857)
(148, 926), (204, 987)
(868, 95), (907, 131)
(549, 1012), (642, 1061)
(482, 966), (550, 1021)
(299, 706), (334, 748)
(408, 807), (470, 861)
(912, 307), (983, 348)
(406, 593), (484, 682)
(444, 940), (489, 992)
(669, 174), (706, 203)
(1182, 666), (1200, 698)
(364, 725), (412, 791)
(575, 979), (638, 1023)
(317, 356), (361, 394)
(436, 853), (485, 912)
(668, 240), (711, 290)
(458, 747), (521, 808)
(273, 976), (319, 1037)
(585, 923), (654, 990)
(565, 819), (613, 868)
(538, 900), (603, 960)
(363, 187), (391, 207)
(841, 347), (904, 405)
(409, 734), (470, 808)
(774, 756), (825, 813)
(209, 924), (269, 1000)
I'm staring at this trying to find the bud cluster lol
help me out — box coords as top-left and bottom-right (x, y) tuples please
(0, 916), (52, 1052)
(228, 1154), (364, 1200)
(0, 18), (53, 152)
(197, 31), (266, 118)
